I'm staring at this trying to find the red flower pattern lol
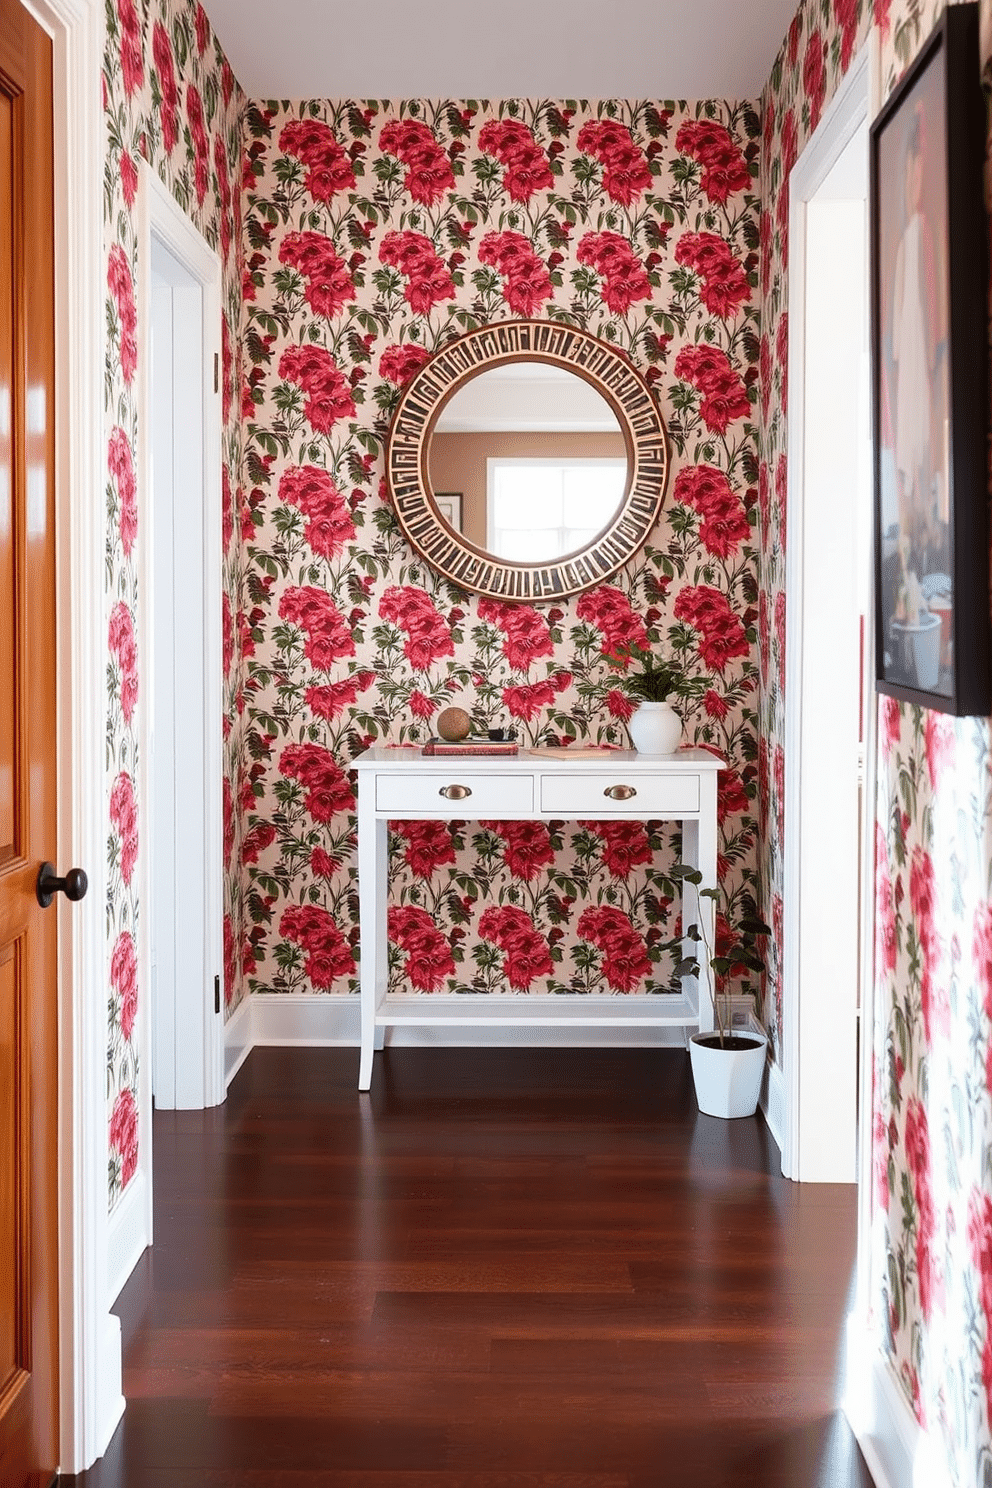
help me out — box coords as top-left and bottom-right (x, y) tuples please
(577, 231), (652, 314)
(278, 464), (356, 559)
(577, 120), (652, 204)
(674, 233), (750, 319)
(674, 119), (750, 204)
(576, 906), (651, 992)
(389, 906), (455, 991)
(672, 466), (750, 558)
(674, 344), (750, 433)
(478, 118), (554, 201)
(585, 821), (652, 878)
(110, 931), (138, 1043)
(481, 821), (556, 880)
(379, 343), (431, 387)
(117, 0), (143, 97)
(501, 679), (558, 723)
(478, 597), (554, 670)
(107, 244), (137, 384)
(478, 231), (552, 316)
(280, 904), (355, 988)
(279, 586), (356, 670)
(479, 905), (553, 990)
(108, 602), (138, 726)
(279, 345), (356, 433)
(279, 743), (354, 823)
(108, 427), (137, 555)
(575, 585), (648, 663)
(279, 119), (356, 201)
(306, 672), (374, 722)
(379, 586), (454, 670)
(394, 820), (457, 878)
(673, 585), (749, 673)
(380, 118), (455, 205)
(379, 231), (455, 314)
(110, 1088), (139, 1187)
(279, 232), (356, 319)
(110, 772), (138, 885)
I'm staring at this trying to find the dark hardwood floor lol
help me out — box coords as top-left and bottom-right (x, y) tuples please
(64, 1046), (875, 1487)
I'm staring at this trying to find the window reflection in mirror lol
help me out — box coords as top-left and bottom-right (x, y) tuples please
(428, 362), (628, 561)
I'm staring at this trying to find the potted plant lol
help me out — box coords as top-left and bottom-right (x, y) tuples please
(664, 864), (771, 1119)
(617, 644), (685, 755)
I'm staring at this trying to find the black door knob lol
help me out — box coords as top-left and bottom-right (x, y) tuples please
(37, 862), (88, 909)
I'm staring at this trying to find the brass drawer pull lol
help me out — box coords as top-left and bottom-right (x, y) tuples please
(604, 784), (637, 801)
(440, 783), (472, 801)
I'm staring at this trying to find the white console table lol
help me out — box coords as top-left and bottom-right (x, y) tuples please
(352, 745), (723, 1091)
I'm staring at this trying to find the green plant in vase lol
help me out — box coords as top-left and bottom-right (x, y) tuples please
(615, 643), (686, 753)
(661, 864), (772, 1118)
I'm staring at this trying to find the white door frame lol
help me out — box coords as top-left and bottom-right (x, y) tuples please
(138, 163), (224, 1113)
(32, 0), (127, 1472)
(783, 43), (876, 1184)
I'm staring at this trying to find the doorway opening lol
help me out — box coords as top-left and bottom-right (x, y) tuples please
(784, 49), (873, 1184)
(143, 168), (224, 1115)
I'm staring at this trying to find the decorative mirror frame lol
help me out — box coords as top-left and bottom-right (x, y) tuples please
(386, 319), (670, 603)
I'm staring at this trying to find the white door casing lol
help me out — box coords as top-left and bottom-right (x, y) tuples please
(783, 44), (873, 1186)
(26, 0), (125, 1472)
(139, 165), (224, 1114)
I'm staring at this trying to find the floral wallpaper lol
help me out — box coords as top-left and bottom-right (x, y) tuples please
(238, 98), (763, 1005)
(104, 0), (245, 1205)
(96, 4), (992, 1477)
(762, 0), (992, 1480)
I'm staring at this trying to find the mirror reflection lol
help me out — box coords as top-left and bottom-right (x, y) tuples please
(428, 363), (628, 562)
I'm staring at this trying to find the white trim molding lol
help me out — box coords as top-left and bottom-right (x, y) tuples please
(843, 1317), (953, 1488)
(29, 0), (125, 1472)
(249, 993), (711, 1053)
(224, 994), (253, 1087)
(106, 1172), (150, 1306)
(137, 160), (225, 1113)
(759, 1055), (785, 1158)
(783, 42), (871, 1184)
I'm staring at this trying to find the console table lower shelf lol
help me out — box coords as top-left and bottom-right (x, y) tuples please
(352, 745), (723, 1092)
(368, 990), (700, 1039)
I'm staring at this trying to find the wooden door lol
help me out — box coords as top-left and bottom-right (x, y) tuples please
(0, 3), (58, 1484)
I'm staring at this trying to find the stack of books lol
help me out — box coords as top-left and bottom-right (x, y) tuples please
(422, 737), (518, 757)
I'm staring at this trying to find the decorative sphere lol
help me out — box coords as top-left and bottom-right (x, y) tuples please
(437, 706), (471, 741)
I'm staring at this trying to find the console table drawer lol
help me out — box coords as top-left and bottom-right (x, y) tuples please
(376, 772), (535, 816)
(539, 772), (700, 815)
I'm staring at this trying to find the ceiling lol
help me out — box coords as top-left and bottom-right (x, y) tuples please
(199, 0), (799, 102)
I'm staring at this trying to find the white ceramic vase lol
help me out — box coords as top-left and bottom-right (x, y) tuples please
(689, 1030), (767, 1119)
(628, 700), (682, 755)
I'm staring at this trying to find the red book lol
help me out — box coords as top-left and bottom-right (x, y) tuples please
(422, 738), (519, 756)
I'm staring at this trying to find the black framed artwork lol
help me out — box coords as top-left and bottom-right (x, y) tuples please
(870, 2), (990, 715)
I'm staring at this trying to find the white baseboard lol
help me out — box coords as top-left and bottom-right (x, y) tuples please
(843, 1315), (951, 1488)
(760, 1054), (785, 1157)
(97, 1312), (125, 1460)
(224, 992), (253, 1086)
(106, 1170), (150, 1305)
(248, 992), (696, 1050)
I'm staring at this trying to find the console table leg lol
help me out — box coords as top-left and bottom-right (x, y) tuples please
(358, 1042), (374, 1091)
(359, 791), (388, 1090)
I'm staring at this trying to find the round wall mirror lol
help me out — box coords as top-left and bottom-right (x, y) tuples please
(386, 320), (669, 603)
(430, 364), (627, 563)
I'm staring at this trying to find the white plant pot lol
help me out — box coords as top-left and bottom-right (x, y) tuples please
(628, 700), (682, 755)
(689, 1030), (767, 1119)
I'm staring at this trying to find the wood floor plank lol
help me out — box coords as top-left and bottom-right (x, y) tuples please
(63, 1047), (874, 1488)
